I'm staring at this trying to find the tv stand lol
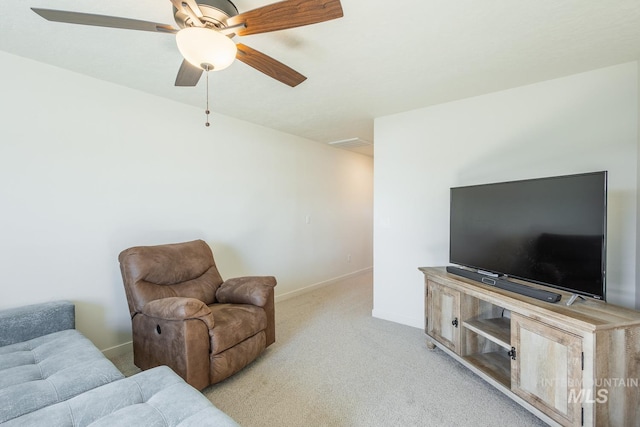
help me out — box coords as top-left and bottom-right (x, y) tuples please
(420, 266), (640, 427)
(565, 294), (585, 306)
(445, 266), (562, 303)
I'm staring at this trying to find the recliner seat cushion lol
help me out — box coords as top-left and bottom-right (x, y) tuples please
(208, 304), (267, 354)
(0, 329), (124, 423)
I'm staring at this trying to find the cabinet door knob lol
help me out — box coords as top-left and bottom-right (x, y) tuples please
(452, 317), (459, 328)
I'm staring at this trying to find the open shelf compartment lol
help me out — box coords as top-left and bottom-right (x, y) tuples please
(463, 317), (511, 350)
(463, 351), (511, 388)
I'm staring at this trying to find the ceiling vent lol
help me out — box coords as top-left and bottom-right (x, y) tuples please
(327, 137), (373, 156)
(328, 137), (372, 149)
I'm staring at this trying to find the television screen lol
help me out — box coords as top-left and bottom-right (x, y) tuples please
(449, 171), (607, 300)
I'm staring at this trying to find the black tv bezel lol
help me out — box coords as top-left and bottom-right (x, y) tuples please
(449, 171), (608, 301)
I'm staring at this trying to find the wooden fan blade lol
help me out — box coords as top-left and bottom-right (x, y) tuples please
(235, 44), (307, 87)
(31, 8), (178, 33)
(227, 0), (343, 36)
(175, 60), (203, 87)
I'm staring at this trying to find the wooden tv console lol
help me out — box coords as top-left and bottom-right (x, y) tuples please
(419, 267), (640, 427)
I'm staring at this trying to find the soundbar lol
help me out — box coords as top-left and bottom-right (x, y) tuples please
(445, 266), (562, 303)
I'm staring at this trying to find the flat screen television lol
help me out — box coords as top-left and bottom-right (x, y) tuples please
(449, 171), (607, 300)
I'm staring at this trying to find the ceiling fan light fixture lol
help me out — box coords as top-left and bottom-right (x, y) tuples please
(176, 27), (237, 71)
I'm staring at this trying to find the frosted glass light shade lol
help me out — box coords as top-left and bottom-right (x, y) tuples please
(176, 27), (237, 71)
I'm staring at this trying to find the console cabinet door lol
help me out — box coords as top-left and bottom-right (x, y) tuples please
(511, 313), (583, 426)
(427, 280), (461, 353)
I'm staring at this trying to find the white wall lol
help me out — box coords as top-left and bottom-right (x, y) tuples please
(373, 62), (638, 328)
(0, 51), (373, 351)
(638, 65), (640, 311)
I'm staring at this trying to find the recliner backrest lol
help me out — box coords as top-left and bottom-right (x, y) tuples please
(119, 240), (224, 316)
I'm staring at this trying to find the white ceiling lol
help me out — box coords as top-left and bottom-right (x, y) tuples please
(2, 0), (640, 157)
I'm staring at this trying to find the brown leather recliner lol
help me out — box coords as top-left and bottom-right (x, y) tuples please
(118, 239), (276, 390)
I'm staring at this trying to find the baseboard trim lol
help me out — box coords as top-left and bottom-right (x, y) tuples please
(101, 268), (373, 355)
(371, 308), (423, 329)
(102, 341), (133, 359)
(275, 267), (373, 303)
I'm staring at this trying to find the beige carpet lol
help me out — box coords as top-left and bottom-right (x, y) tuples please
(110, 272), (547, 426)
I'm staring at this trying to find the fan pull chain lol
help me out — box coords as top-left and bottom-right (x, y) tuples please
(205, 66), (211, 127)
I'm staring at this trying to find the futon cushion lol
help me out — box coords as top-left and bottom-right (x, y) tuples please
(0, 301), (74, 347)
(209, 304), (267, 354)
(3, 366), (239, 427)
(0, 329), (124, 423)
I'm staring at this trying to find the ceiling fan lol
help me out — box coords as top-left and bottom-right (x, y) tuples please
(31, 0), (344, 88)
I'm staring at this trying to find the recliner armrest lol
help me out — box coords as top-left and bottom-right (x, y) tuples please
(140, 297), (215, 329)
(216, 276), (277, 307)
